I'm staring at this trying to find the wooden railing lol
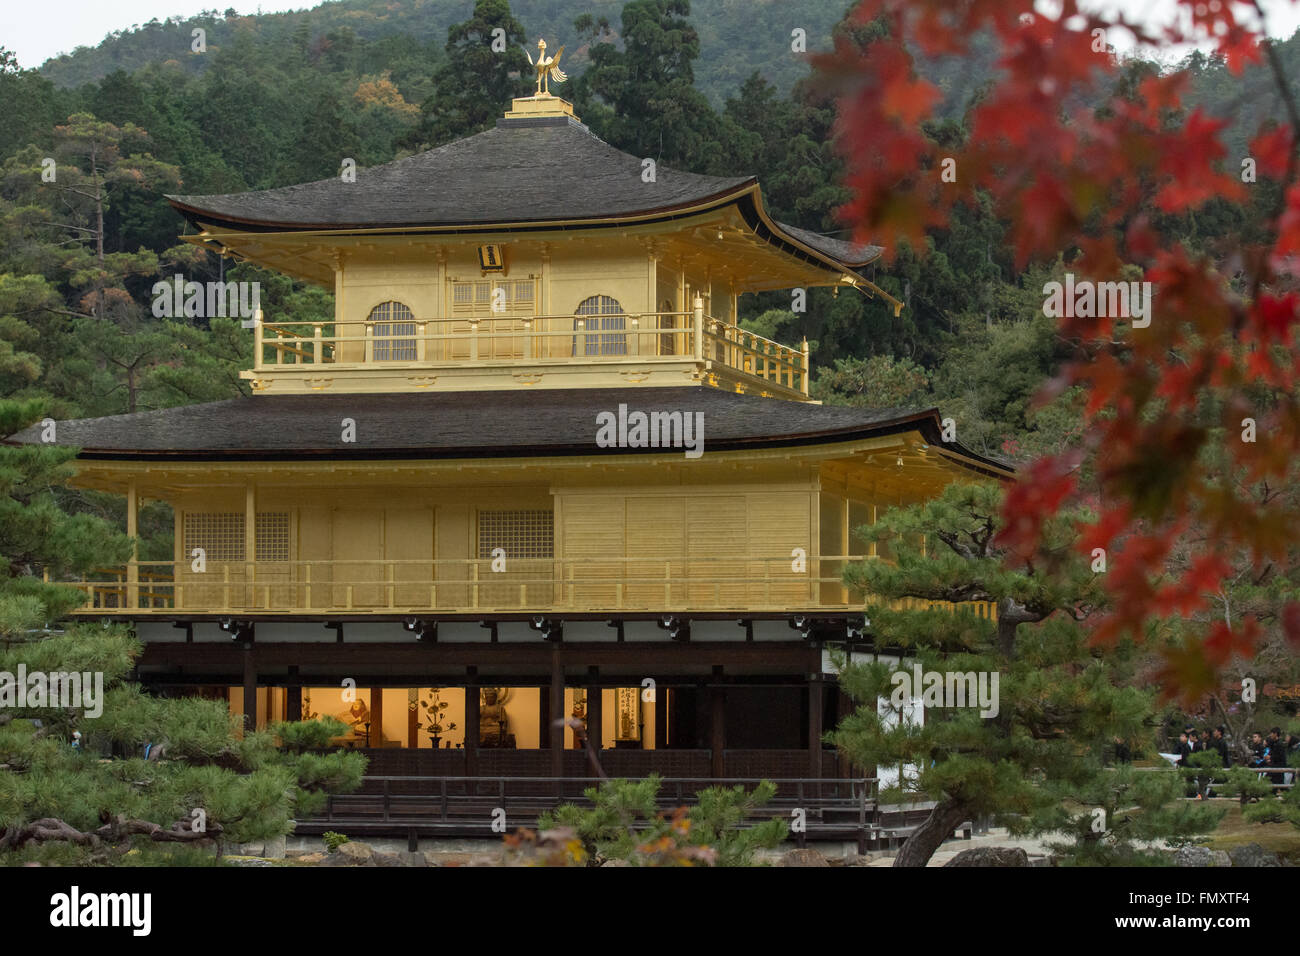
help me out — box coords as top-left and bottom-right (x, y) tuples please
(62, 555), (997, 618)
(301, 773), (879, 840)
(253, 306), (810, 396)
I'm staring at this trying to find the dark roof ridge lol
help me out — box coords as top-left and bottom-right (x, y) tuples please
(2, 387), (1013, 477)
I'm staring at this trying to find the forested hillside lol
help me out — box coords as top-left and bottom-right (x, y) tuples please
(35, 0), (849, 105)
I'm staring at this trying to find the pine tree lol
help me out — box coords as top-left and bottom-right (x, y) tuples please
(0, 401), (364, 863)
(830, 481), (1219, 866)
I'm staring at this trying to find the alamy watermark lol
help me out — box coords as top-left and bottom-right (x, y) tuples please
(1042, 273), (1152, 328)
(50, 886), (151, 936)
(0, 665), (104, 718)
(151, 275), (260, 322)
(890, 663), (1000, 718)
(595, 403), (704, 459)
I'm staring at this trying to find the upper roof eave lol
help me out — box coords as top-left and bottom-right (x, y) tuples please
(1, 389), (1015, 481)
(174, 183), (884, 289)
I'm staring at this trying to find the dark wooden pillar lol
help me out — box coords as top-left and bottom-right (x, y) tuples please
(242, 647), (257, 733)
(286, 666), (302, 722)
(710, 668), (725, 778)
(550, 643), (564, 779)
(586, 667), (602, 775)
(369, 687), (382, 748)
(809, 674), (824, 778)
(464, 669), (479, 777)
(407, 690), (418, 749)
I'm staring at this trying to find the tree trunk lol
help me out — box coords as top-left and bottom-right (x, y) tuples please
(892, 796), (972, 867)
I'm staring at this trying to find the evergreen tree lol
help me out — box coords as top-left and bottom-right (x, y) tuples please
(400, 0), (532, 152)
(830, 482), (1219, 865)
(0, 401), (364, 862)
(534, 774), (787, 866)
(570, 0), (720, 172)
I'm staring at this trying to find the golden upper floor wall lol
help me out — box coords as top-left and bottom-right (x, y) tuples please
(60, 429), (1005, 616)
(171, 96), (898, 398)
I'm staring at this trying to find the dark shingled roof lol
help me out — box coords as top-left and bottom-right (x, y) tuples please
(169, 116), (750, 230)
(4, 387), (1011, 476)
(776, 222), (880, 269)
(168, 114), (880, 269)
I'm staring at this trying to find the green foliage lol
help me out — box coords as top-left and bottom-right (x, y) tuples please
(832, 482), (1202, 865)
(0, 413), (364, 862)
(323, 830), (350, 853)
(688, 781), (789, 867)
(813, 353), (931, 409)
(571, 1), (721, 172)
(401, 0), (531, 152)
(35, 2), (849, 108)
(537, 774), (787, 866)
(1035, 765), (1223, 866)
(268, 717), (349, 753)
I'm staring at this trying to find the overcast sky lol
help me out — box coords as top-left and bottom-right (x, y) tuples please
(5, 0), (1300, 70)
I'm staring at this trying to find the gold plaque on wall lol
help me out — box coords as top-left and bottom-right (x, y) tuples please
(478, 244), (505, 272)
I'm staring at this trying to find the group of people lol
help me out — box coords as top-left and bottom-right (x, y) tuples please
(1173, 725), (1232, 770)
(1174, 724), (1299, 794)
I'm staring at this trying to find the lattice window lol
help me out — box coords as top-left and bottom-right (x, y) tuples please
(451, 278), (537, 316)
(183, 513), (291, 562)
(368, 301), (416, 361)
(573, 295), (627, 356)
(255, 512), (290, 562)
(184, 513), (244, 562)
(477, 510), (554, 559)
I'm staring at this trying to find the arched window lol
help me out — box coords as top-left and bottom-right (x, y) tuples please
(368, 301), (416, 361)
(573, 295), (626, 356)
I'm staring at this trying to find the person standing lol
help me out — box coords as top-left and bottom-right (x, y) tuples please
(1249, 732), (1268, 785)
(1266, 728), (1287, 786)
(1211, 726), (1230, 769)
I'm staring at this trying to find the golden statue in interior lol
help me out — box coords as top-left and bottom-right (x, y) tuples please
(525, 38), (566, 96)
(479, 687), (514, 748)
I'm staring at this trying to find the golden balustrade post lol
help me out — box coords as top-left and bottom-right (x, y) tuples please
(364, 322), (374, 362)
(693, 296), (704, 362)
(253, 311), (264, 371)
(801, 337), (811, 396)
(313, 323), (323, 363)
(469, 318), (480, 361)
(416, 321), (427, 362)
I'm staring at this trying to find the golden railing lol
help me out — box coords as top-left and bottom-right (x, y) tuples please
(253, 307), (810, 396)
(64, 556), (996, 618)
